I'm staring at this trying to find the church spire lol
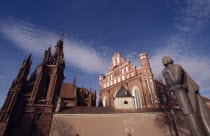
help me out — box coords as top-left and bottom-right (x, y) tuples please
(48, 46), (51, 52)
(25, 54), (32, 65)
(53, 33), (65, 66)
(29, 68), (37, 81)
(16, 54), (32, 80)
(42, 47), (51, 65)
(54, 33), (64, 56)
(40, 34), (65, 66)
(60, 33), (64, 41)
(73, 76), (76, 85)
(55, 33), (64, 49)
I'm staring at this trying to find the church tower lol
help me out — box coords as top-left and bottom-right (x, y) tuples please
(0, 54), (32, 135)
(139, 53), (159, 107)
(17, 34), (66, 136)
(28, 33), (65, 110)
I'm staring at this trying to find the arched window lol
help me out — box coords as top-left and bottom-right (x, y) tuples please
(132, 86), (142, 109)
(103, 96), (108, 107)
(124, 101), (128, 104)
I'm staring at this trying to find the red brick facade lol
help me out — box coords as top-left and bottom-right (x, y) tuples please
(98, 53), (210, 110)
(99, 53), (168, 109)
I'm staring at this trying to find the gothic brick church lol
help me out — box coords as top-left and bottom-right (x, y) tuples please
(98, 53), (169, 109)
(0, 34), (96, 136)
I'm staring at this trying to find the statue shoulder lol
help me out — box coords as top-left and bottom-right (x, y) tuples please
(173, 64), (184, 71)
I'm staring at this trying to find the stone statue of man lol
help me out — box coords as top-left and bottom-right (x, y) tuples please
(162, 56), (210, 136)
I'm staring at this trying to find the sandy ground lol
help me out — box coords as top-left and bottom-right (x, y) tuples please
(49, 112), (170, 136)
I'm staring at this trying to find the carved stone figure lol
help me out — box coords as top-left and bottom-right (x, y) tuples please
(162, 56), (210, 136)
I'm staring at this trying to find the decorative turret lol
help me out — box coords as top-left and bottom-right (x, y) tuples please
(54, 33), (64, 55)
(42, 46), (51, 64)
(139, 53), (159, 106)
(99, 74), (105, 89)
(40, 33), (65, 67)
(139, 53), (150, 68)
(139, 53), (153, 75)
(25, 54), (32, 65)
(28, 68), (37, 81)
(48, 46), (51, 52)
(73, 76), (76, 85)
(16, 54), (32, 81)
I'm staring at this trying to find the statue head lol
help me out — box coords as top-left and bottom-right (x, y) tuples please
(162, 56), (174, 66)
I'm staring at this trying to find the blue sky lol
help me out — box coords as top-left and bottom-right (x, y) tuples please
(0, 0), (210, 107)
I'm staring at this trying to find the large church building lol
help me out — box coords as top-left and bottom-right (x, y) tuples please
(99, 53), (168, 109)
(0, 35), (96, 136)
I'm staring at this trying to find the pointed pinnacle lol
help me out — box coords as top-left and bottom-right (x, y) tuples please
(22, 59), (26, 64)
(34, 68), (37, 74)
(48, 46), (51, 51)
(26, 54), (32, 64)
(60, 33), (64, 41)
(28, 54), (31, 60)
(30, 68), (37, 77)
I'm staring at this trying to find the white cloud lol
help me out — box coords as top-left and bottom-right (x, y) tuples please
(123, 35), (210, 96)
(158, 0), (210, 96)
(0, 18), (112, 74)
(149, 35), (210, 93)
(176, 0), (210, 33)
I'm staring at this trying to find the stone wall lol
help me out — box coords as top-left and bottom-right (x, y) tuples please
(49, 112), (171, 136)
